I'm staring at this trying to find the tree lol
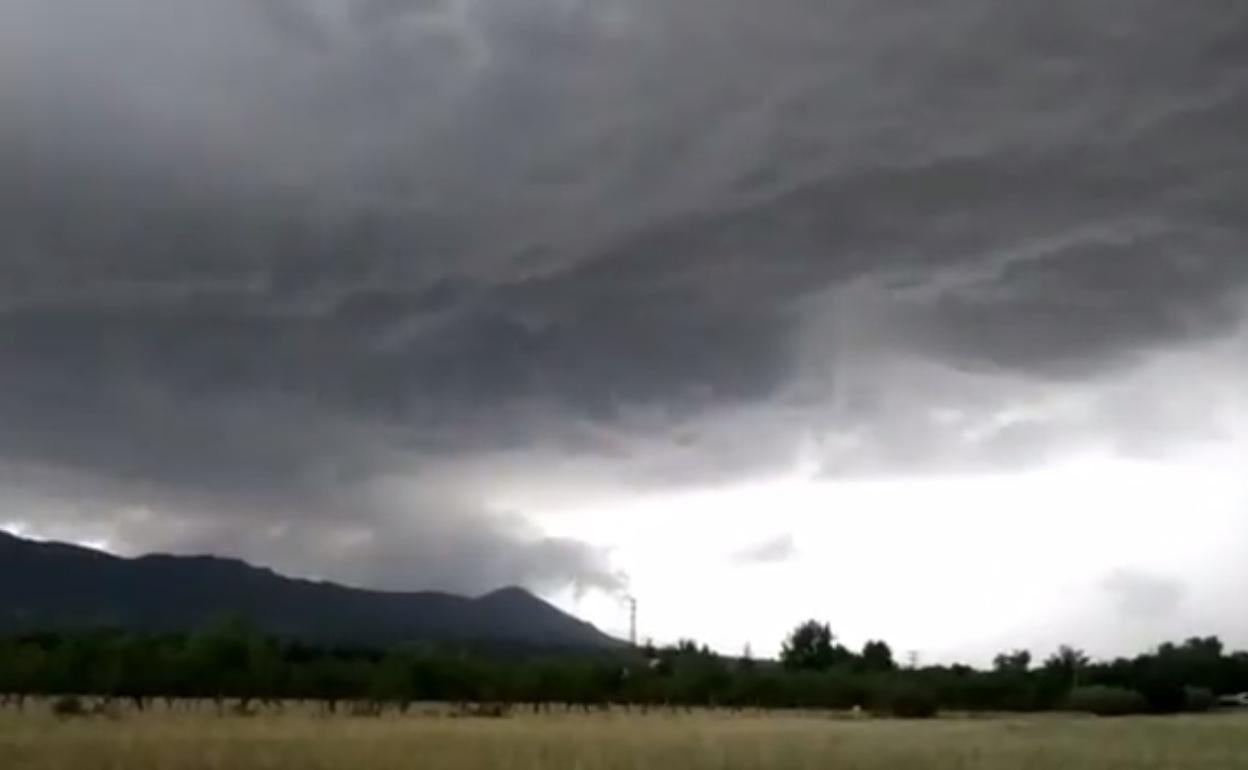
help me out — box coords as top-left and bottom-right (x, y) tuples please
(993, 650), (1032, 674)
(8, 619), (1248, 718)
(781, 621), (844, 671)
(674, 639), (709, 656)
(1045, 646), (1090, 689)
(861, 640), (896, 672)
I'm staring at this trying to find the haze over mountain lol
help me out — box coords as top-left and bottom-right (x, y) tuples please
(0, 530), (619, 650)
(3, 0), (1247, 660)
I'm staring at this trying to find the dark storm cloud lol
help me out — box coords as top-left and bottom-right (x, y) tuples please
(3, 0), (1248, 589)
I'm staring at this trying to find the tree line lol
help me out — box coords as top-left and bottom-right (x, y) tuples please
(1, 619), (1246, 717)
(776, 621), (1244, 715)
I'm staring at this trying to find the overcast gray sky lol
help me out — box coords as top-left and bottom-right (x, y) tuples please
(3, 0), (1247, 661)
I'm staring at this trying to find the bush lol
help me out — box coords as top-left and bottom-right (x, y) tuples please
(884, 686), (939, 719)
(454, 702), (511, 719)
(1184, 687), (1216, 713)
(1065, 686), (1148, 717)
(1139, 679), (1186, 714)
(51, 695), (86, 718)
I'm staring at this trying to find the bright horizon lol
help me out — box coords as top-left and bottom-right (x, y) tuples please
(9, 445), (1247, 666)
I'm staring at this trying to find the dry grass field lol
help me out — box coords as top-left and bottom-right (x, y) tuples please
(3, 708), (1248, 769)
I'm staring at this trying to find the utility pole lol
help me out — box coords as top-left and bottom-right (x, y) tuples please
(626, 595), (638, 647)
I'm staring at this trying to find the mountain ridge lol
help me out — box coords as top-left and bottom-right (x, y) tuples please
(0, 529), (622, 651)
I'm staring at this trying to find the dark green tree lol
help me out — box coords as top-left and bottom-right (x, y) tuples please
(1044, 645), (1090, 689)
(993, 650), (1032, 673)
(861, 640), (896, 672)
(780, 621), (842, 671)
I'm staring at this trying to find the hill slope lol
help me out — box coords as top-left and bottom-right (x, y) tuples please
(0, 530), (621, 651)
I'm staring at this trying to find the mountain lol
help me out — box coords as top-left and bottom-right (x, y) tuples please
(0, 530), (622, 651)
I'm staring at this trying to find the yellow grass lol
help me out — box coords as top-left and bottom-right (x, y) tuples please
(3, 708), (1248, 769)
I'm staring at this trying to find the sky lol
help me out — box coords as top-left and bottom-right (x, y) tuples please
(3, 0), (1247, 664)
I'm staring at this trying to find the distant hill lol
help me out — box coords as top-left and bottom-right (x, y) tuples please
(0, 530), (622, 651)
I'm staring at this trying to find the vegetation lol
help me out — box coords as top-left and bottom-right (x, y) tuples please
(1185, 686), (1216, 713)
(49, 695), (87, 719)
(881, 685), (940, 719)
(1, 621), (1246, 718)
(1064, 686), (1149, 717)
(5, 710), (1248, 769)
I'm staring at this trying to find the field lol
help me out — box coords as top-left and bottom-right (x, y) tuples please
(3, 708), (1248, 769)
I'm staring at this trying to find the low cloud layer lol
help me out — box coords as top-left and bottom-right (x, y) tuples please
(3, 0), (1247, 615)
(1102, 569), (1187, 621)
(733, 535), (798, 566)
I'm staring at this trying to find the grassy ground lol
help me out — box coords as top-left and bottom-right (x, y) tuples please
(3, 708), (1248, 769)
